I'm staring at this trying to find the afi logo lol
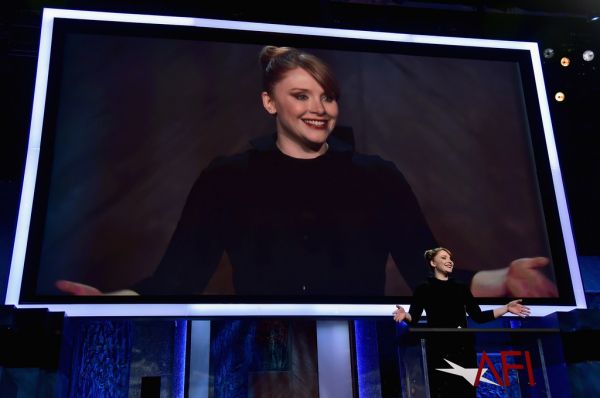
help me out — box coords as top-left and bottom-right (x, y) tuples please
(436, 350), (535, 387)
(475, 350), (535, 387)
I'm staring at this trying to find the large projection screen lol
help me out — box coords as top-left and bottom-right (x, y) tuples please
(5, 8), (585, 316)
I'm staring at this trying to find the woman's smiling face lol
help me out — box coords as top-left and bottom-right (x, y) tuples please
(430, 250), (454, 278)
(262, 67), (338, 155)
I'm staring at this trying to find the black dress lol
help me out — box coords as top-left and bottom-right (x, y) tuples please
(408, 277), (496, 398)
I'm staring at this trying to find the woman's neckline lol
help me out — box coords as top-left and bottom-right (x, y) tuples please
(275, 140), (330, 160)
(275, 141), (330, 161)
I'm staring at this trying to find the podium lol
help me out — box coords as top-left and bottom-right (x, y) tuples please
(355, 311), (600, 398)
(394, 326), (563, 397)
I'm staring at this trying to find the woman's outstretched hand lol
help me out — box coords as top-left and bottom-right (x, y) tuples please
(506, 299), (531, 318)
(393, 305), (408, 323)
(471, 257), (558, 298)
(505, 257), (558, 297)
(55, 280), (139, 296)
(55, 280), (103, 296)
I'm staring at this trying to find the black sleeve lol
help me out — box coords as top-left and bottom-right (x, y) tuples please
(379, 159), (437, 292)
(408, 284), (426, 324)
(464, 284), (496, 323)
(377, 158), (481, 294)
(131, 159), (226, 295)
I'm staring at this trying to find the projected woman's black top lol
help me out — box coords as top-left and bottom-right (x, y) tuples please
(132, 134), (436, 297)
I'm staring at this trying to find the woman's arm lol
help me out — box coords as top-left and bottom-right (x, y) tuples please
(55, 157), (231, 297)
(393, 285), (425, 324)
(465, 282), (531, 322)
(131, 158), (231, 295)
(492, 299), (531, 318)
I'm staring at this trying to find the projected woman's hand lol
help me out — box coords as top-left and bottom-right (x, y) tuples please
(55, 280), (102, 295)
(505, 257), (559, 297)
(470, 257), (558, 298)
(55, 280), (139, 296)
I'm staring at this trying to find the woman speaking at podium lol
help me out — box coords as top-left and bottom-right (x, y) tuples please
(393, 247), (530, 397)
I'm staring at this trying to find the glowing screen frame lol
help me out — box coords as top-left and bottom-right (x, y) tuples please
(5, 7), (585, 316)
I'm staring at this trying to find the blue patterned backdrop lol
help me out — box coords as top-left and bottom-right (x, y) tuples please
(65, 319), (132, 398)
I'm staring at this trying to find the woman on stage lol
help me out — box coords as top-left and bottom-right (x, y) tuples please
(393, 247), (530, 397)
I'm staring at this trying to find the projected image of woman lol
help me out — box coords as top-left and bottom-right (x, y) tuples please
(56, 46), (557, 298)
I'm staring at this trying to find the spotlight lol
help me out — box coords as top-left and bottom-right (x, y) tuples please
(554, 92), (565, 102)
(543, 48), (555, 59)
(591, 16), (600, 22)
(583, 50), (595, 62)
(560, 57), (571, 67)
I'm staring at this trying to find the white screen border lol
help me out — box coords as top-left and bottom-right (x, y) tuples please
(5, 7), (586, 317)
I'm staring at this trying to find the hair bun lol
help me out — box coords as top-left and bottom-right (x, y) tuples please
(424, 247), (451, 262)
(260, 46), (292, 69)
(259, 45), (339, 99)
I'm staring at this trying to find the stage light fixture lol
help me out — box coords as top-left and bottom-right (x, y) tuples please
(583, 50), (595, 62)
(560, 57), (570, 67)
(543, 48), (555, 59)
(555, 92), (565, 102)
